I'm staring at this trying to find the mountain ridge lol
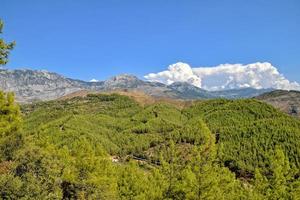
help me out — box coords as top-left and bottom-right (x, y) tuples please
(1, 68), (274, 103)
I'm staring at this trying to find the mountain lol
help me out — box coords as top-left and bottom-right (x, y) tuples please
(166, 82), (216, 99)
(211, 87), (274, 99)
(0, 68), (274, 103)
(256, 90), (300, 118)
(0, 69), (86, 103)
(103, 74), (144, 89)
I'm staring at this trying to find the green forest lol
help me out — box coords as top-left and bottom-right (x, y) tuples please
(0, 92), (299, 199)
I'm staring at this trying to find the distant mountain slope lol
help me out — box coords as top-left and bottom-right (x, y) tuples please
(256, 90), (300, 118)
(211, 88), (274, 99)
(1, 68), (274, 103)
(0, 69), (86, 103)
(0, 69), (170, 102)
(166, 82), (216, 99)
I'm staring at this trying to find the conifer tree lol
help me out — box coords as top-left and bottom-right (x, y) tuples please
(0, 92), (23, 160)
(253, 168), (270, 199)
(117, 161), (147, 200)
(0, 19), (15, 66)
(269, 147), (291, 199)
(159, 140), (185, 200)
(179, 119), (243, 200)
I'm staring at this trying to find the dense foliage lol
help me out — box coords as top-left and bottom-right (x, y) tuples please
(184, 99), (300, 176)
(0, 93), (299, 199)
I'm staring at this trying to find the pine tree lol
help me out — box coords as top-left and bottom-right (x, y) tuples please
(0, 92), (23, 160)
(253, 168), (270, 199)
(179, 119), (243, 200)
(269, 147), (291, 199)
(117, 161), (147, 200)
(0, 19), (15, 66)
(159, 140), (184, 200)
(146, 169), (166, 200)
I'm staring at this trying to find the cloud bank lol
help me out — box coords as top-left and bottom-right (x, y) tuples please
(144, 62), (300, 91)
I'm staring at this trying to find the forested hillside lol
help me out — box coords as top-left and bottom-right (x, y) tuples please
(184, 99), (300, 177)
(0, 91), (299, 199)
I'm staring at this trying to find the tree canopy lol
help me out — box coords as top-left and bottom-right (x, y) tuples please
(0, 94), (298, 199)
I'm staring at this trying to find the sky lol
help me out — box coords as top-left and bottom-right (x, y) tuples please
(1, 0), (300, 90)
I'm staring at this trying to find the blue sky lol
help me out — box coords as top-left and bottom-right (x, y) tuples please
(1, 0), (300, 84)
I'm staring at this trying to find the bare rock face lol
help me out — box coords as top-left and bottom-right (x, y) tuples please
(104, 74), (145, 89)
(0, 69), (86, 103)
(0, 68), (276, 103)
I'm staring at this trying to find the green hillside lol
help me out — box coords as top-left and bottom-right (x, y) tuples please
(0, 92), (299, 199)
(184, 99), (300, 176)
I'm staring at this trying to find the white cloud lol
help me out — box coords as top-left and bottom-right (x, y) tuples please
(144, 62), (300, 91)
(145, 62), (201, 87)
(90, 79), (99, 82)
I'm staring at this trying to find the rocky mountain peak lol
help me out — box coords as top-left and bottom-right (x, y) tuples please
(104, 74), (144, 89)
(107, 74), (139, 82)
